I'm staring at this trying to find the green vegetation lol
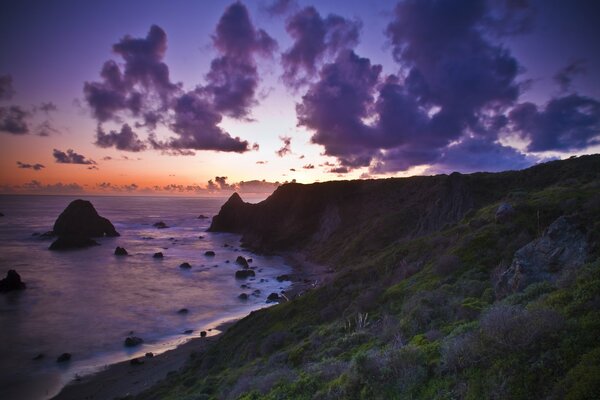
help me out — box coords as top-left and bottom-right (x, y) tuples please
(137, 155), (600, 400)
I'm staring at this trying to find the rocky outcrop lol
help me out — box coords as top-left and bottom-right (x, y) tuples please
(49, 200), (119, 250)
(236, 256), (249, 268)
(495, 202), (515, 223)
(0, 270), (26, 292)
(495, 216), (588, 296)
(235, 270), (255, 279)
(115, 247), (128, 255)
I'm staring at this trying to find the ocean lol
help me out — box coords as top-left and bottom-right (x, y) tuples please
(0, 194), (291, 400)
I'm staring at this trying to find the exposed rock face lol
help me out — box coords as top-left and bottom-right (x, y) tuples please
(0, 270), (26, 292)
(495, 216), (588, 296)
(495, 202), (515, 223)
(49, 200), (119, 250)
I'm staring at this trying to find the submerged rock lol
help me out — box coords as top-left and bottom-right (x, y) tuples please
(238, 293), (249, 300)
(114, 247), (128, 256)
(495, 216), (588, 296)
(179, 262), (192, 269)
(198, 215), (209, 219)
(153, 221), (168, 229)
(153, 252), (164, 258)
(124, 336), (144, 347)
(235, 256), (249, 268)
(205, 251), (216, 257)
(235, 270), (255, 279)
(49, 199), (119, 250)
(177, 308), (189, 314)
(0, 269), (26, 292)
(56, 353), (71, 363)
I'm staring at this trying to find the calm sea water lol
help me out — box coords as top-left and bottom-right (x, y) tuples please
(0, 194), (291, 400)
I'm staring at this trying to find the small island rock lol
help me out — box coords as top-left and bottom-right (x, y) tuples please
(114, 247), (128, 256)
(0, 270), (26, 292)
(235, 270), (255, 279)
(205, 251), (216, 256)
(153, 252), (164, 258)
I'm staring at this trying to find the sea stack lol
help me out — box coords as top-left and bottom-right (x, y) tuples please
(49, 199), (120, 250)
(0, 270), (26, 292)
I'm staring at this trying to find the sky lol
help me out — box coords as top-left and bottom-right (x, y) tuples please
(0, 0), (599, 196)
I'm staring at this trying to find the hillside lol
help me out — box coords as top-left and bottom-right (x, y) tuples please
(139, 155), (600, 400)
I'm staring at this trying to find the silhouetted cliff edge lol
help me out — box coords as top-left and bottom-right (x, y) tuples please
(209, 155), (600, 264)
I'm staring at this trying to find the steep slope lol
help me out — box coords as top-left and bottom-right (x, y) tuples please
(139, 155), (600, 400)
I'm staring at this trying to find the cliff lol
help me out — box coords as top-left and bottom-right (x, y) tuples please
(210, 154), (600, 265)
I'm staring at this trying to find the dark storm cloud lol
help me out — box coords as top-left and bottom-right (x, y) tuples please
(282, 6), (361, 88)
(53, 148), (96, 165)
(295, 0), (541, 173)
(0, 75), (15, 100)
(150, 90), (249, 153)
(275, 135), (292, 157)
(95, 123), (147, 152)
(205, 2), (277, 119)
(16, 161), (45, 171)
(510, 94), (600, 152)
(0, 105), (29, 134)
(554, 60), (587, 92)
(297, 50), (381, 167)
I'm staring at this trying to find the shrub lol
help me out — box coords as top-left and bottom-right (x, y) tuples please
(480, 305), (564, 351)
(260, 331), (294, 356)
(436, 254), (462, 276)
(439, 332), (481, 372)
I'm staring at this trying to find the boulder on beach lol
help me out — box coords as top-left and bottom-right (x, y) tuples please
(276, 274), (292, 282)
(180, 262), (192, 269)
(49, 199), (119, 250)
(205, 250), (216, 256)
(0, 269), (26, 292)
(124, 336), (144, 347)
(114, 247), (128, 256)
(56, 353), (71, 363)
(200, 331), (207, 337)
(267, 293), (281, 303)
(153, 221), (168, 229)
(153, 252), (164, 258)
(235, 256), (249, 268)
(235, 270), (255, 279)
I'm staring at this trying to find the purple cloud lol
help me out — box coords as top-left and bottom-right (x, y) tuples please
(0, 106), (29, 134)
(282, 6), (361, 88)
(95, 123), (147, 152)
(53, 149), (96, 165)
(510, 94), (600, 152)
(204, 2), (277, 119)
(275, 135), (292, 157)
(16, 161), (45, 171)
(264, 0), (297, 16)
(150, 90), (249, 153)
(0, 75), (15, 100)
(554, 60), (587, 92)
